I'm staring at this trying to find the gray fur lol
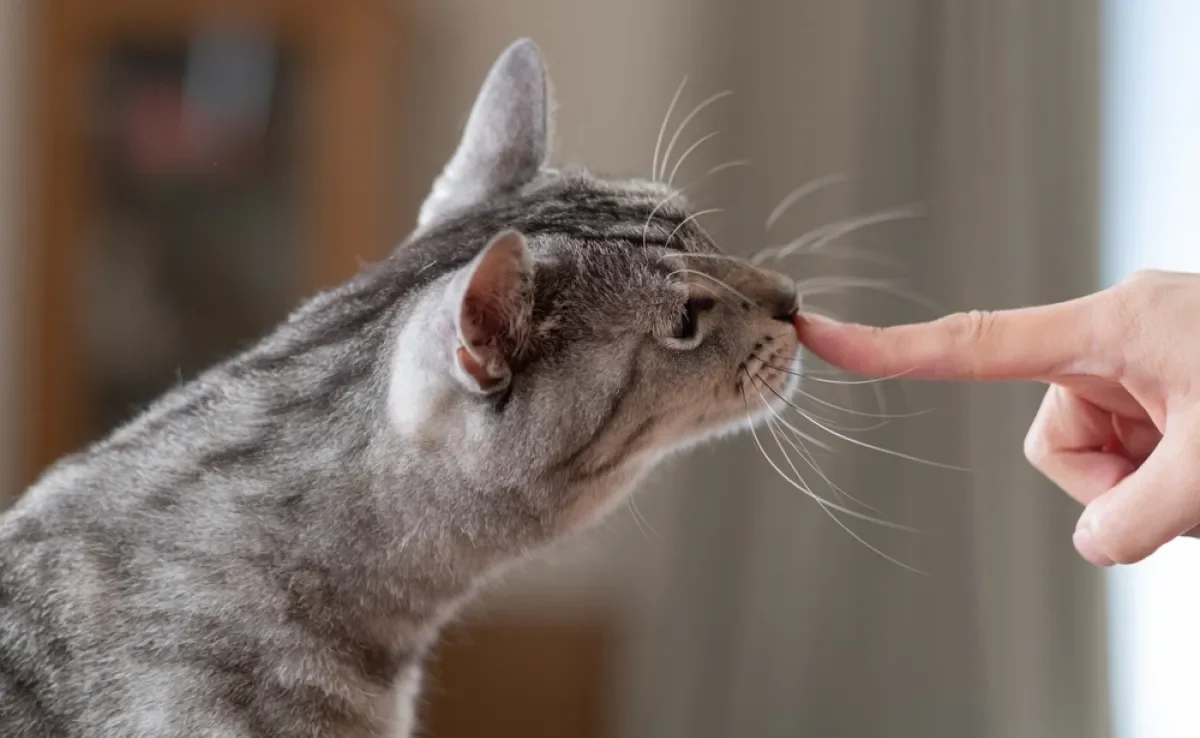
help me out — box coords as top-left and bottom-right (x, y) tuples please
(0, 39), (801, 737)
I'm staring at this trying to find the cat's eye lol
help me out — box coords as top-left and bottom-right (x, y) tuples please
(669, 297), (716, 345)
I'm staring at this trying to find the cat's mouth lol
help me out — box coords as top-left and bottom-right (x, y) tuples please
(736, 332), (802, 417)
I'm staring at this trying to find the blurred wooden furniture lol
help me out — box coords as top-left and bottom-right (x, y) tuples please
(26, 0), (399, 481)
(423, 617), (615, 738)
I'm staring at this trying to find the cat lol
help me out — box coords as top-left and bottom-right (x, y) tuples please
(0, 39), (801, 738)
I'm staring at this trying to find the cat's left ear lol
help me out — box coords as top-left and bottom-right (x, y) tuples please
(443, 230), (535, 395)
(418, 39), (552, 229)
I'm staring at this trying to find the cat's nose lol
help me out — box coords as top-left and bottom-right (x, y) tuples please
(770, 278), (800, 323)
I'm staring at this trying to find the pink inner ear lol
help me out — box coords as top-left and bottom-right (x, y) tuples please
(458, 231), (530, 349)
(456, 345), (504, 390)
(461, 292), (508, 347)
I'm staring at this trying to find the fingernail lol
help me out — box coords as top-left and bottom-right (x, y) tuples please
(1074, 515), (1115, 567)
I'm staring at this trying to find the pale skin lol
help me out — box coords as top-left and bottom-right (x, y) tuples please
(798, 269), (1200, 567)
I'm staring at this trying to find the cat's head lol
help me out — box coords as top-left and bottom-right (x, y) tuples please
(389, 40), (800, 537)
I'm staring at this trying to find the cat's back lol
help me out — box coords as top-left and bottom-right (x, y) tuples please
(0, 449), (416, 738)
(0, 468), (180, 736)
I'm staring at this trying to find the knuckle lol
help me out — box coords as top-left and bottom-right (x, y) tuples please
(944, 310), (996, 347)
(941, 310), (997, 379)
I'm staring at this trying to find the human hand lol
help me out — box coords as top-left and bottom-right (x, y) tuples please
(797, 270), (1200, 567)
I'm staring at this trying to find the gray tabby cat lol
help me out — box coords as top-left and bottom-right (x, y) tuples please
(0, 39), (801, 737)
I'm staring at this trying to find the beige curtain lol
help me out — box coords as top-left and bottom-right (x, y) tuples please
(627, 3), (1109, 737)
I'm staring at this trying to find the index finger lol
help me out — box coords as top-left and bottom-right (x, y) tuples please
(797, 296), (1106, 382)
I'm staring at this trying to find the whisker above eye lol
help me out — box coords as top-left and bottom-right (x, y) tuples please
(667, 131), (721, 188)
(653, 76), (689, 181)
(764, 173), (848, 231)
(642, 190), (687, 251)
(752, 204), (922, 265)
(704, 159), (753, 178)
(658, 252), (747, 267)
(664, 208), (724, 248)
(796, 276), (945, 314)
(805, 204), (924, 253)
(659, 90), (734, 185)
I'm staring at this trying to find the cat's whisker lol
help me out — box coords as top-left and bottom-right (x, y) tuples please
(796, 276), (945, 314)
(660, 90), (733, 185)
(740, 382), (912, 531)
(758, 375), (888, 432)
(771, 413), (888, 516)
(794, 385), (931, 421)
(665, 208), (724, 248)
(749, 379), (889, 516)
(626, 495), (663, 543)
(760, 411), (911, 534)
(653, 76), (689, 181)
(756, 205), (922, 264)
(787, 401), (971, 472)
(803, 372), (913, 386)
(807, 204), (924, 253)
(744, 381), (833, 452)
(704, 159), (753, 178)
(667, 131), (721, 188)
(764, 173), (848, 231)
(659, 252), (747, 264)
(683, 281), (742, 312)
(761, 411), (926, 574)
(642, 190), (686, 251)
(783, 244), (903, 269)
(751, 354), (930, 421)
(746, 387), (924, 575)
(786, 205), (923, 258)
(665, 267), (754, 305)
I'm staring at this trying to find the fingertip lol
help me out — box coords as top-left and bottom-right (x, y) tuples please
(795, 312), (843, 335)
(794, 313), (873, 371)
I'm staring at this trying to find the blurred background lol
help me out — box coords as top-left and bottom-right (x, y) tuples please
(0, 1), (1197, 736)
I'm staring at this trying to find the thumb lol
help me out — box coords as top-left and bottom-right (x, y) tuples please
(1073, 417), (1200, 566)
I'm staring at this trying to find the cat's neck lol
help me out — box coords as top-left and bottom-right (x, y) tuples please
(26, 272), (493, 626)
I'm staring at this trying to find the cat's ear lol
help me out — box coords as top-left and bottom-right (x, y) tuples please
(443, 230), (534, 394)
(418, 39), (551, 229)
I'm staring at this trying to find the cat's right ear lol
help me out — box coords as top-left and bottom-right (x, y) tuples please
(442, 230), (534, 395)
(417, 39), (551, 229)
